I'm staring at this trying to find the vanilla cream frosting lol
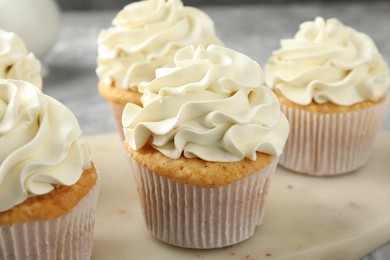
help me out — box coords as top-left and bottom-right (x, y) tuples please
(0, 30), (42, 89)
(265, 17), (390, 106)
(96, 0), (222, 90)
(123, 45), (289, 162)
(0, 80), (90, 212)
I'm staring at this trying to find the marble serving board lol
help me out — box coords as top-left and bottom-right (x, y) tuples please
(83, 131), (390, 260)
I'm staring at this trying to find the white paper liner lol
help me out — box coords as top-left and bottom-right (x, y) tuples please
(108, 102), (126, 140)
(279, 99), (388, 176)
(129, 156), (279, 249)
(0, 178), (100, 260)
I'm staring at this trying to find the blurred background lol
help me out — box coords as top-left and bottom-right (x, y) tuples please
(2, 0), (388, 134)
(56, 0), (387, 10)
(1, 1), (389, 257)
(49, 0), (390, 134)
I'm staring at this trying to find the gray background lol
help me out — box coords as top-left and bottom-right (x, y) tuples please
(56, 0), (387, 10)
(43, 1), (390, 135)
(36, 2), (390, 257)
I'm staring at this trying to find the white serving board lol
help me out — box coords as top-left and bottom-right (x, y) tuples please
(83, 131), (390, 260)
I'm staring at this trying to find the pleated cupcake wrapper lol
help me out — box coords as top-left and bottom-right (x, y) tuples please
(280, 99), (388, 176)
(108, 102), (126, 140)
(0, 180), (100, 260)
(129, 156), (279, 249)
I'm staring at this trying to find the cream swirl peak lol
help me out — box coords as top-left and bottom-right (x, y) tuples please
(265, 17), (389, 106)
(0, 80), (90, 212)
(123, 45), (289, 162)
(0, 30), (42, 89)
(96, 0), (222, 90)
(138, 44), (265, 105)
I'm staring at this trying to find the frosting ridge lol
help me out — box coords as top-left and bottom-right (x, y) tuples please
(0, 29), (42, 88)
(0, 80), (90, 212)
(96, 0), (222, 90)
(265, 17), (389, 106)
(123, 45), (289, 162)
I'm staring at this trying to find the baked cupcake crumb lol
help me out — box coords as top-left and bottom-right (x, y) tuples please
(274, 89), (385, 114)
(126, 143), (273, 188)
(0, 163), (97, 225)
(98, 81), (142, 106)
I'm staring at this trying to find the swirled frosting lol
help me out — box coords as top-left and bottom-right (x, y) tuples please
(0, 80), (90, 212)
(123, 45), (289, 162)
(0, 30), (42, 89)
(265, 17), (389, 106)
(96, 0), (222, 90)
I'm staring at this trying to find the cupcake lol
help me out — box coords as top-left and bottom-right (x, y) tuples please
(265, 17), (389, 176)
(96, 0), (222, 138)
(0, 80), (99, 259)
(123, 45), (289, 248)
(0, 29), (42, 88)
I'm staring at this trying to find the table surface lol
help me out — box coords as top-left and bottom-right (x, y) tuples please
(40, 3), (390, 258)
(85, 131), (390, 260)
(42, 2), (390, 135)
